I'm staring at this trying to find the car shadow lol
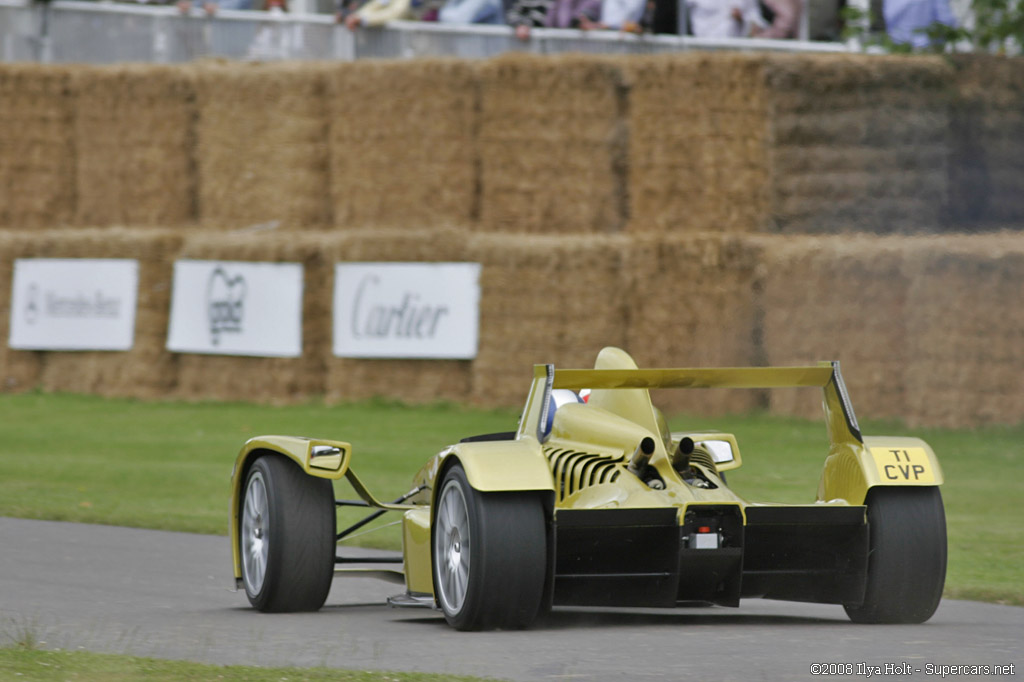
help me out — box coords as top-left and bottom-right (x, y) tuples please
(376, 604), (853, 631)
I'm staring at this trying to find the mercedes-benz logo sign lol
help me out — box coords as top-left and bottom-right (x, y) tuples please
(24, 284), (40, 325)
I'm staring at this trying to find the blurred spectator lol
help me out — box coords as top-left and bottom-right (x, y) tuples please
(506, 0), (551, 39)
(647, 0), (677, 35)
(751, 0), (800, 38)
(177, 0), (218, 14)
(248, 0), (294, 58)
(577, 0), (647, 32)
(437, 0), (505, 24)
(177, 0), (254, 14)
(883, 0), (955, 48)
(338, 0), (425, 29)
(545, 0), (600, 28)
(684, 0), (764, 37)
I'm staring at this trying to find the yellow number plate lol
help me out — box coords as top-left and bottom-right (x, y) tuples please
(869, 447), (936, 484)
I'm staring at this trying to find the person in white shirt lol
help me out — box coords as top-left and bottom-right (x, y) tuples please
(685, 0), (764, 38)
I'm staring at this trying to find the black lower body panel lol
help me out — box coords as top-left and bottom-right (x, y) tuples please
(553, 508), (680, 607)
(551, 504), (868, 609)
(741, 505), (868, 605)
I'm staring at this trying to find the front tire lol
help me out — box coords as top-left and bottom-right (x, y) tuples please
(845, 486), (946, 624)
(240, 454), (336, 612)
(432, 464), (547, 631)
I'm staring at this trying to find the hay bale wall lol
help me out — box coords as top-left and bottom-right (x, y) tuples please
(626, 54), (771, 235)
(477, 54), (628, 234)
(948, 55), (1024, 227)
(625, 234), (763, 415)
(903, 234), (1024, 428)
(758, 235), (913, 421)
(323, 229), (473, 404)
(71, 65), (197, 227)
(1, 55), (1023, 428)
(193, 62), (332, 229)
(326, 60), (479, 230)
(174, 230), (334, 403)
(467, 233), (630, 406)
(0, 228), (181, 398)
(0, 64), (75, 228)
(764, 55), (953, 235)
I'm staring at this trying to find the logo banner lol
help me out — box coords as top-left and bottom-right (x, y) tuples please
(333, 262), (481, 359)
(9, 259), (139, 351)
(167, 260), (304, 358)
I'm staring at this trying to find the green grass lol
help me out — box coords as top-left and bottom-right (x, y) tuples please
(0, 647), (498, 682)
(0, 393), (516, 541)
(0, 392), (1021, 605)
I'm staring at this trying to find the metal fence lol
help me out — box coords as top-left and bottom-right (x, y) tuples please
(0, 0), (851, 64)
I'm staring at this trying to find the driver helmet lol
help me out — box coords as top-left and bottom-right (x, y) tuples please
(544, 389), (584, 437)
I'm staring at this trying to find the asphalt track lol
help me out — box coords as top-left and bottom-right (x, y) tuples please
(1, 517), (1021, 682)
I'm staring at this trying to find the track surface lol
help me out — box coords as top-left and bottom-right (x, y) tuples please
(1, 517), (1021, 681)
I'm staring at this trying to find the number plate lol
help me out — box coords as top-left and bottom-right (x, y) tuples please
(869, 447), (936, 484)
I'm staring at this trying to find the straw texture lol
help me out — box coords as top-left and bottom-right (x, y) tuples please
(71, 64), (197, 227)
(478, 54), (628, 234)
(193, 61), (332, 229)
(0, 64), (75, 228)
(327, 59), (480, 230)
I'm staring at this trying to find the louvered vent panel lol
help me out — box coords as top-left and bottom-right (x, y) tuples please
(545, 447), (624, 503)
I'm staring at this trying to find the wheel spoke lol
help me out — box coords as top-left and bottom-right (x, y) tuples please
(435, 479), (472, 615)
(241, 473), (269, 596)
(454, 560), (468, 605)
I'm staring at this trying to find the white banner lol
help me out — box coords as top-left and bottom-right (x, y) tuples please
(166, 260), (304, 358)
(9, 259), (138, 351)
(333, 262), (481, 359)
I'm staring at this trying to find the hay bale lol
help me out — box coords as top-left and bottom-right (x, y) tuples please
(467, 233), (630, 406)
(478, 54), (628, 234)
(71, 64), (197, 227)
(626, 53), (953, 236)
(758, 234), (913, 421)
(624, 53), (771, 235)
(324, 228), (473, 404)
(948, 55), (1024, 228)
(193, 62), (332, 229)
(326, 60), (480, 230)
(625, 233), (763, 416)
(0, 228), (182, 398)
(174, 230), (334, 403)
(763, 54), (953, 234)
(903, 233), (1024, 428)
(0, 64), (75, 228)
(0, 231), (43, 391)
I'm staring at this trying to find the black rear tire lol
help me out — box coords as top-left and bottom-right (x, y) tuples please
(239, 455), (336, 613)
(844, 486), (946, 624)
(432, 464), (547, 631)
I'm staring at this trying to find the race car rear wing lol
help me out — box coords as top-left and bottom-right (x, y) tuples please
(531, 361), (863, 449)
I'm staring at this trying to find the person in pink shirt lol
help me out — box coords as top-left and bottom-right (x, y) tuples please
(545, 0), (601, 28)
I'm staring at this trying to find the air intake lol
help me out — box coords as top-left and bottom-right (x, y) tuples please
(545, 447), (623, 503)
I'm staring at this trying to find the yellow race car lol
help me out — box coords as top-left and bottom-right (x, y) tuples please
(229, 347), (946, 629)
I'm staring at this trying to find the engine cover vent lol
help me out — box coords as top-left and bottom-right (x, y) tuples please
(545, 447), (623, 503)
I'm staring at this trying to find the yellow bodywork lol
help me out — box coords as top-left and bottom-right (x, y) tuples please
(229, 346), (942, 599)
